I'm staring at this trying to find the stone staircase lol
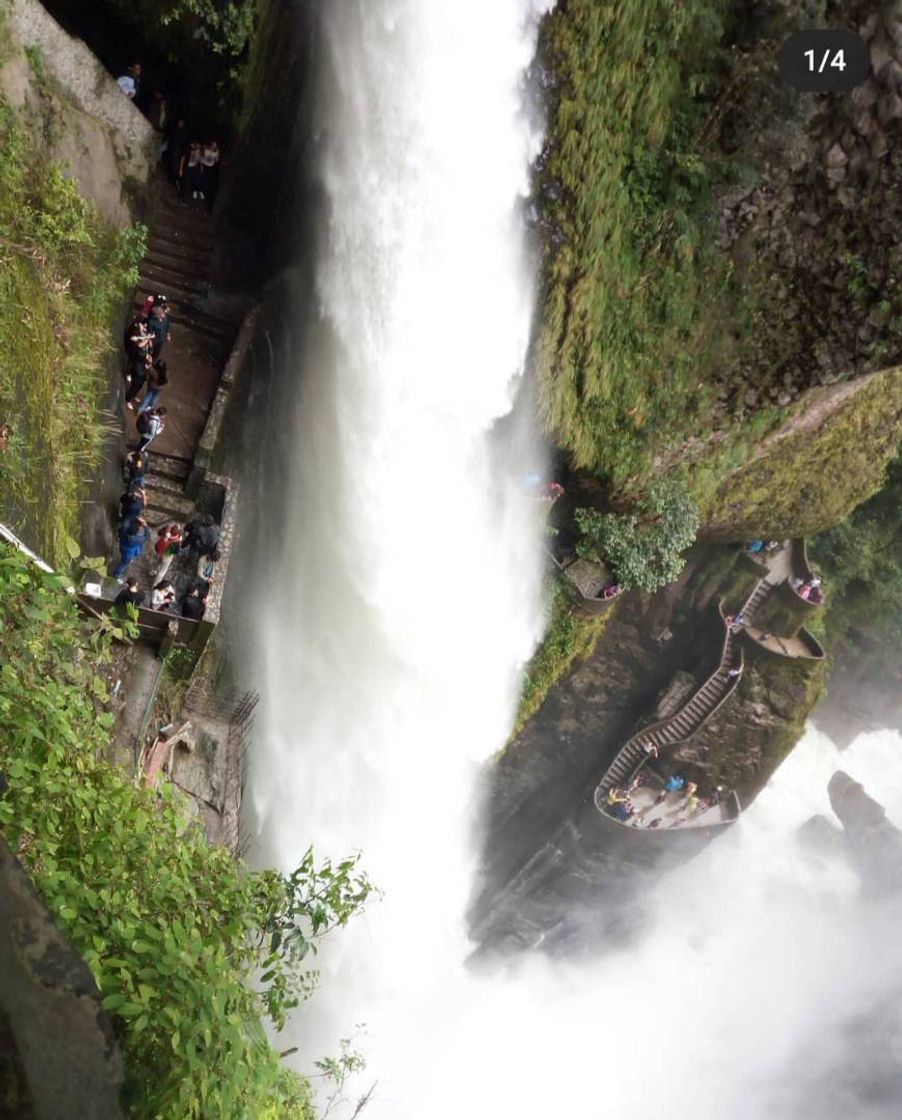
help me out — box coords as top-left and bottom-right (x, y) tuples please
(596, 577), (772, 796)
(136, 200), (237, 357)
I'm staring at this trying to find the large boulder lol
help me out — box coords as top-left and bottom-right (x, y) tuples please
(0, 838), (123, 1118)
(828, 769), (902, 897)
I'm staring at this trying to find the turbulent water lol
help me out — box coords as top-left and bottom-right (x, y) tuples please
(242, 3), (902, 1118)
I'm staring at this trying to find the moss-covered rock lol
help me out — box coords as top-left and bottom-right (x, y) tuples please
(701, 368), (902, 541)
(673, 654), (827, 802)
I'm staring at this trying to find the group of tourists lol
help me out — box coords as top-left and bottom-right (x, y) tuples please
(124, 293), (171, 449)
(173, 133), (221, 211)
(116, 59), (223, 213)
(113, 503), (221, 622)
(606, 772), (713, 829)
(114, 280), (221, 617)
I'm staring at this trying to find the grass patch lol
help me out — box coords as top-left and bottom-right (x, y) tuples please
(0, 97), (145, 564)
(536, 0), (734, 489)
(513, 576), (614, 737)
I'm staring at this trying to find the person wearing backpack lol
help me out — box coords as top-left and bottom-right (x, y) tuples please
(136, 407), (166, 452)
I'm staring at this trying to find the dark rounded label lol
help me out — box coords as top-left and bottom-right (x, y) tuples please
(778, 29), (870, 93)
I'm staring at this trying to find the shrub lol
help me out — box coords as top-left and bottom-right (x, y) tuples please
(575, 478), (700, 592)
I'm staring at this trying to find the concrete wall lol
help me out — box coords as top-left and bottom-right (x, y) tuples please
(6, 0), (155, 181)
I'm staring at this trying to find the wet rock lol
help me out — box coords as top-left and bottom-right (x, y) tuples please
(869, 34), (893, 78)
(797, 813), (844, 857)
(828, 770), (902, 897)
(877, 91), (902, 125)
(847, 78), (878, 109)
(870, 130), (890, 160)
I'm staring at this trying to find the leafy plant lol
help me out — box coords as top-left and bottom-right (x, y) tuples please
(0, 547), (372, 1118)
(575, 478), (700, 592)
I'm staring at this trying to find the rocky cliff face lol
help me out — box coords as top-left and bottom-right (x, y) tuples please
(1, 0), (154, 226)
(471, 546), (827, 951)
(710, 2), (902, 409)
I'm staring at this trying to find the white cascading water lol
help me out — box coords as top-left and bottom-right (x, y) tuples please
(245, 0), (551, 1110)
(244, 3), (902, 1118)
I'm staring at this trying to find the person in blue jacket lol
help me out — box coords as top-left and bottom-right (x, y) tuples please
(113, 516), (150, 582)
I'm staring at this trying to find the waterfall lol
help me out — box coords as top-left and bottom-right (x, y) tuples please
(243, 0), (552, 1111)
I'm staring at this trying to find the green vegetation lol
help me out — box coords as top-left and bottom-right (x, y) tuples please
(811, 454), (902, 654)
(537, 0), (731, 488)
(97, 0), (257, 59)
(704, 369), (902, 541)
(0, 98), (145, 564)
(0, 546), (372, 1118)
(575, 477), (699, 592)
(513, 577), (613, 737)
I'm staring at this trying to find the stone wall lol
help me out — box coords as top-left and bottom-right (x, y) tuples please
(5, 0), (155, 185)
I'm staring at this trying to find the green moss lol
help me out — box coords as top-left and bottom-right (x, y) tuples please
(0, 98), (145, 563)
(512, 577), (614, 738)
(701, 369), (902, 541)
(810, 454), (902, 656)
(696, 656), (827, 801)
(536, 0), (734, 487)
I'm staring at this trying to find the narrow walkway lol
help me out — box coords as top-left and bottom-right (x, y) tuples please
(126, 183), (243, 472)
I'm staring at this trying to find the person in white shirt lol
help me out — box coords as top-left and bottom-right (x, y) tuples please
(200, 139), (221, 211)
(151, 580), (176, 612)
(116, 62), (141, 99)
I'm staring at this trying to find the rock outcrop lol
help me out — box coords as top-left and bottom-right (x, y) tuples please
(0, 838), (123, 1118)
(1, 0), (154, 225)
(828, 769), (902, 896)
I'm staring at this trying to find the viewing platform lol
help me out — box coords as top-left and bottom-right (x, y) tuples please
(593, 538), (826, 833)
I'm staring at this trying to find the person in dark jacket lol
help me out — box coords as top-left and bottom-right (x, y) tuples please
(124, 450), (147, 488)
(182, 514), (220, 559)
(114, 577), (145, 608)
(113, 516), (150, 582)
(118, 486), (146, 523)
(146, 303), (172, 358)
(126, 351), (153, 406)
(180, 579), (209, 620)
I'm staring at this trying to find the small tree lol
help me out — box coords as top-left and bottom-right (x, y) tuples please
(575, 478), (699, 593)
